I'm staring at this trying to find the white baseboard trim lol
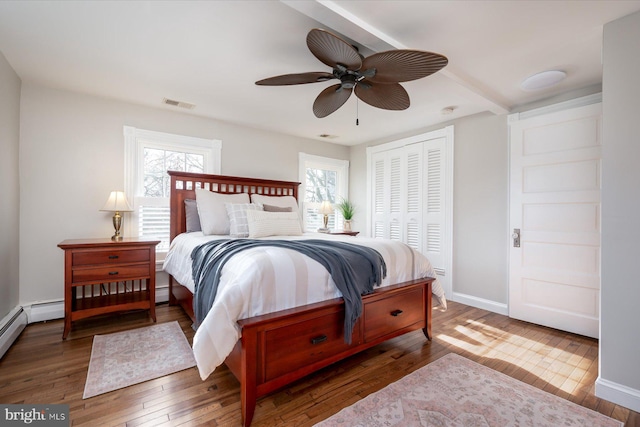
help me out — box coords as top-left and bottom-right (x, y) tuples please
(24, 286), (171, 324)
(450, 292), (509, 316)
(0, 306), (27, 359)
(596, 376), (640, 413)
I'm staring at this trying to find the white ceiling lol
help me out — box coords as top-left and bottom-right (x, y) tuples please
(1, 1), (639, 146)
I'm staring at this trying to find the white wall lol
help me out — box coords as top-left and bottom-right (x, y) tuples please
(598, 10), (640, 411)
(18, 83), (349, 306)
(0, 50), (21, 319)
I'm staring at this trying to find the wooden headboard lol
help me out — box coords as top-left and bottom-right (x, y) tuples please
(167, 171), (301, 241)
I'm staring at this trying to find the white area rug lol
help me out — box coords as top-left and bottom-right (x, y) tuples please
(83, 321), (196, 399)
(315, 353), (623, 427)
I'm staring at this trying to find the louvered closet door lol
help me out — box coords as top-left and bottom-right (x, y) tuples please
(371, 150), (404, 241)
(404, 143), (424, 252)
(369, 138), (446, 272)
(368, 128), (452, 298)
(371, 152), (386, 239)
(423, 139), (446, 273)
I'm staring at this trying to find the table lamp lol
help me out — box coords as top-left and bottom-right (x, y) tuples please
(318, 201), (333, 233)
(101, 191), (133, 241)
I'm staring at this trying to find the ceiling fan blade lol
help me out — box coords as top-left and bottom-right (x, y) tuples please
(313, 84), (353, 118)
(307, 28), (362, 70)
(362, 50), (448, 83)
(354, 81), (410, 110)
(255, 72), (335, 86)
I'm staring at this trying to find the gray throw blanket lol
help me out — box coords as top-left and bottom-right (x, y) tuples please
(191, 239), (387, 343)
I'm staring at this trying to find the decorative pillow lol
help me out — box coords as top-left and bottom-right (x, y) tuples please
(195, 189), (249, 235)
(184, 199), (202, 233)
(225, 203), (262, 237)
(262, 203), (293, 213)
(250, 194), (301, 225)
(246, 210), (303, 238)
(250, 194), (298, 211)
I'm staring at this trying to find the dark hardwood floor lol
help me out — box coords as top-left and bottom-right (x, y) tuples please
(1, 301), (638, 426)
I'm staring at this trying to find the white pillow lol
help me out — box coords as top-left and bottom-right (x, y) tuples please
(225, 202), (262, 238)
(246, 210), (303, 238)
(250, 194), (301, 225)
(195, 189), (249, 235)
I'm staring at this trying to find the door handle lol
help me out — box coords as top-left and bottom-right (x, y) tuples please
(512, 228), (521, 248)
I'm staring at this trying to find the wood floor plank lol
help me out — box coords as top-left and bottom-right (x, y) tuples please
(0, 302), (637, 426)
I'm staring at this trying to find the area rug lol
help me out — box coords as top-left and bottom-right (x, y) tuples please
(83, 321), (196, 399)
(315, 353), (622, 427)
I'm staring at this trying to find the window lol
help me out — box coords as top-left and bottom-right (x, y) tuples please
(298, 153), (349, 231)
(124, 126), (221, 256)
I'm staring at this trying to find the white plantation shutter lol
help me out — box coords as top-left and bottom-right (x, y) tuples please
(138, 202), (170, 251)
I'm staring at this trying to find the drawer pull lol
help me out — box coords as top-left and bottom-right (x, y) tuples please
(391, 309), (403, 317)
(310, 334), (328, 345)
(108, 255), (119, 259)
(108, 271), (119, 276)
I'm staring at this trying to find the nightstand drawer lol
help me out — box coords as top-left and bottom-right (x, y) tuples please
(72, 264), (150, 283)
(73, 248), (150, 266)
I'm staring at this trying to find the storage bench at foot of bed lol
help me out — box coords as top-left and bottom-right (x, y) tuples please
(224, 278), (434, 427)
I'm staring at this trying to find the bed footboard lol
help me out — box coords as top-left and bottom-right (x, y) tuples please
(227, 278), (434, 427)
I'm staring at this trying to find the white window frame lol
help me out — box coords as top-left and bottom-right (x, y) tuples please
(298, 153), (349, 232)
(124, 126), (221, 259)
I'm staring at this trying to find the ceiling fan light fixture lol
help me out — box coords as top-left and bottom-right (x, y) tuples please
(441, 106), (457, 115)
(520, 70), (567, 92)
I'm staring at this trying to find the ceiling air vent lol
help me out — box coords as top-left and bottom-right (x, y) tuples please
(162, 98), (196, 110)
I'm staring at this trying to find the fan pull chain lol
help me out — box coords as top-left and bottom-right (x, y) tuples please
(356, 97), (359, 126)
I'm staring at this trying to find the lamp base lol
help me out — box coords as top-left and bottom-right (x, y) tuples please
(317, 228), (330, 233)
(111, 212), (123, 241)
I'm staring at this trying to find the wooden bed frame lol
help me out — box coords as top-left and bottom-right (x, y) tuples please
(167, 170), (434, 426)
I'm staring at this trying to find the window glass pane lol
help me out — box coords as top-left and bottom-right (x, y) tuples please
(305, 168), (337, 203)
(165, 150), (186, 173)
(186, 153), (204, 172)
(144, 148), (165, 174)
(303, 165), (345, 231)
(140, 147), (206, 250)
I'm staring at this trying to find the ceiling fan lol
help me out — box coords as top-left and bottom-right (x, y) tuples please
(255, 28), (448, 118)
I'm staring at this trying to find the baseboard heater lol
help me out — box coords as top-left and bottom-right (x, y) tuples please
(0, 306), (27, 359)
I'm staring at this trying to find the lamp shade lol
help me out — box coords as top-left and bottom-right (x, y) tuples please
(318, 201), (334, 215)
(100, 191), (133, 212)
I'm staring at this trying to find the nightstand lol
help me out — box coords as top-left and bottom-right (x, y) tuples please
(58, 237), (160, 339)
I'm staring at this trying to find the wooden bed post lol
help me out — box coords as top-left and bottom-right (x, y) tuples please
(423, 281), (433, 340)
(240, 328), (258, 427)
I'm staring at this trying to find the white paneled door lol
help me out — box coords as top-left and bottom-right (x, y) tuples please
(509, 102), (602, 338)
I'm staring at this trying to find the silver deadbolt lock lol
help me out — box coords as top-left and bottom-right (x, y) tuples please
(512, 228), (521, 248)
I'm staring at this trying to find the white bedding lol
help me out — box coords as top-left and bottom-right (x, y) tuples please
(163, 232), (446, 380)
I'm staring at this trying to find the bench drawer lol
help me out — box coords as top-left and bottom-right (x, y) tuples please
(263, 310), (361, 382)
(364, 287), (425, 342)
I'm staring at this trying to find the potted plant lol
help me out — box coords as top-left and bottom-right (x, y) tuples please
(337, 199), (355, 231)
